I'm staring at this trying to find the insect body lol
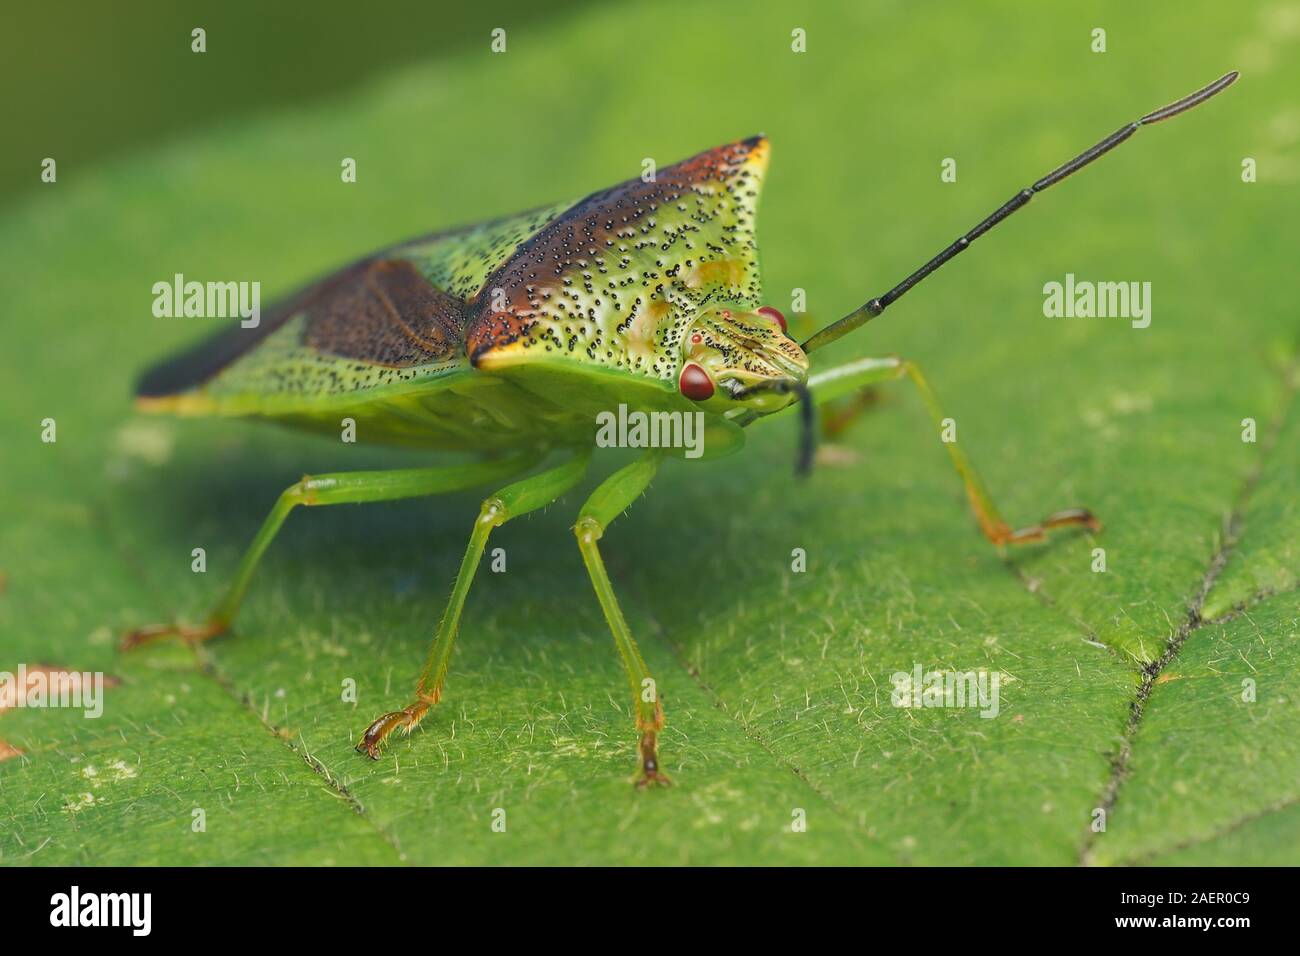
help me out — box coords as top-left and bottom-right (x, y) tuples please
(129, 73), (1237, 786)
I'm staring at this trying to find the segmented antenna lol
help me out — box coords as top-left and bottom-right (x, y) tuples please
(802, 71), (1239, 354)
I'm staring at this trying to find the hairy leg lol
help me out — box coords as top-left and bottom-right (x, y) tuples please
(571, 450), (668, 787)
(122, 452), (542, 650)
(802, 356), (1100, 545)
(357, 449), (592, 758)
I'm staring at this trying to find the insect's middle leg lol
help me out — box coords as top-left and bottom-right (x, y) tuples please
(121, 452), (541, 650)
(807, 356), (1100, 546)
(571, 450), (669, 787)
(357, 449), (592, 759)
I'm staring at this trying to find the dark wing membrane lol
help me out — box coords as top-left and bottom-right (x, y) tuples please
(134, 258), (359, 397)
(135, 257), (469, 398)
(134, 281), (308, 398)
(136, 202), (573, 400)
(302, 259), (465, 366)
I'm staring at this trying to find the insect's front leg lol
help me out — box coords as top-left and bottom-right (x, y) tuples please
(571, 450), (669, 788)
(804, 356), (1101, 546)
(121, 453), (542, 651)
(357, 449), (591, 759)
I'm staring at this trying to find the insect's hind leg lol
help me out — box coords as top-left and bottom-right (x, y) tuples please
(819, 386), (883, 440)
(122, 452), (542, 650)
(356, 449), (591, 759)
(807, 356), (1100, 546)
(572, 450), (669, 787)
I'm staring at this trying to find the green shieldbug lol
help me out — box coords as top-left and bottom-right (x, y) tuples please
(127, 72), (1237, 786)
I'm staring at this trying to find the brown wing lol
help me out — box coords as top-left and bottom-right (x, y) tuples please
(135, 257), (469, 398)
(135, 197), (578, 400)
(301, 259), (465, 365)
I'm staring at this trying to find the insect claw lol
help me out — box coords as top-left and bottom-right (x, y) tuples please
(356, 713), (400, 759)
(995, 507), (1102, 546)
(120, 625), (173, 651)
(356, 702), (431, 759)
(1041, 507), (1103, 535)
(633, 731), (672, 788)
(635, 768), (673, 789)
(120, 620), (224, 651)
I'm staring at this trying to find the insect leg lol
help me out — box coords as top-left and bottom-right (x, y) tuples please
(807, 356), (1101, 546)
(572, 450), (669, 787)
(357, 449), (592, 759)
(121, 452), (541, 650)
(820, 386), (884, 438)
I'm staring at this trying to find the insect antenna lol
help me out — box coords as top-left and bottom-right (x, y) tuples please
(732, 379), (816, 477)
(802, 70), (1239, 354)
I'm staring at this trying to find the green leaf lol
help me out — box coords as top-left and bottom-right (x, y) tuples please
(2, 0), (1296, 865)
(1087, 594), (1300, 865)
(1202, 374), (1300, 621)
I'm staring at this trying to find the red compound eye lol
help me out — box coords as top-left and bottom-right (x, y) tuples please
(757, 306), (787, 333)
(679, 363), (714, 401)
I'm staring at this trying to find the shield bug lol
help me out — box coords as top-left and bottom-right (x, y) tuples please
(127, 72), (1238, 786)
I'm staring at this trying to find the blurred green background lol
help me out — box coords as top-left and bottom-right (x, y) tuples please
(0, 0), (580, 213)
(1, 1), (1298, 865)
